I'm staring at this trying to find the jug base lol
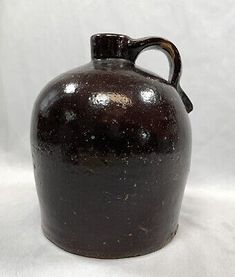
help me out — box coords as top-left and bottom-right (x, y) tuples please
(42, 224), (178, 259)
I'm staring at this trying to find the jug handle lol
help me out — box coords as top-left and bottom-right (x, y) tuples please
(128, 37), (193, 113)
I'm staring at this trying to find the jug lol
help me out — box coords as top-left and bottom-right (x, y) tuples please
(31, 33), (193, 258)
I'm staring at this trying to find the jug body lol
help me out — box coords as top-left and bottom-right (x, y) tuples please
(31, 33), (193, 258)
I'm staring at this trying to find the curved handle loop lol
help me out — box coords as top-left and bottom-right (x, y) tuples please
(128, 37), (193, 113)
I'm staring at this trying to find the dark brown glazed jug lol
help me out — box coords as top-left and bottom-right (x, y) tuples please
(31, 33), (193, 259)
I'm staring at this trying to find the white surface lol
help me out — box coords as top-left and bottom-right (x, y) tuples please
(1, 0), (235, 276)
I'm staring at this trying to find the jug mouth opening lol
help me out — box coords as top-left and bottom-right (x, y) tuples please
(90, 33), (131, 60)
(91, 33), (128, 39)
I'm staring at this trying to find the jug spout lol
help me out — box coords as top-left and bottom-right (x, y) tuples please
(91, 33), (130, 60)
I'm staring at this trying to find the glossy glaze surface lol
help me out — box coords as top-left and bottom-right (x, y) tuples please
(31, 34), (193, 258)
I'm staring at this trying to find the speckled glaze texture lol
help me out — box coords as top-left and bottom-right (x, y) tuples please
(31, 33), (193, 259)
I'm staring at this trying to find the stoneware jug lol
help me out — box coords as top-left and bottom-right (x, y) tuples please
(31, 33), (193, 259)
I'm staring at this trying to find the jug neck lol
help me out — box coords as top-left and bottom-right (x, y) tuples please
(91, 33), (131, 60)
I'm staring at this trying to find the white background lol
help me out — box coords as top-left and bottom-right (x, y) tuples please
(0, 0), (235, 276)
